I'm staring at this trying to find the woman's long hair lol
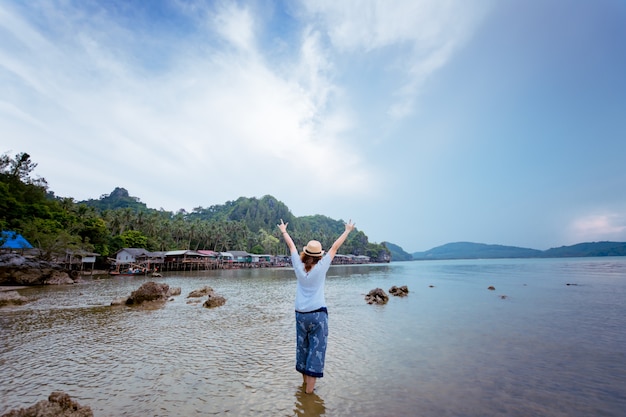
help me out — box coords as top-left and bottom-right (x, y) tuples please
(300, 252), (322, 273)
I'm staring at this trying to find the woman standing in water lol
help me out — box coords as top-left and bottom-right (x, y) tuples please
(278, 218), (355, 394)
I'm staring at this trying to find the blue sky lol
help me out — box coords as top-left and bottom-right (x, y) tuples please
(1, 0), (625, 252)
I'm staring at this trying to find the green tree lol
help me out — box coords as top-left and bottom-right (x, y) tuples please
(119, 230), (148, 248)
(21, 218), (84, 261)
(257, 229), (280, 255)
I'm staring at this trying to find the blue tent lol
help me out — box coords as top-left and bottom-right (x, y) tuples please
(1, 231), (34, 249)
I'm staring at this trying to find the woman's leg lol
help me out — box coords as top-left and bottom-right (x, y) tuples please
(303, 311), (327, 393)
(296, 310), (328, 393)
(305, 375), (316, 393)
(295, 312), (309, 375)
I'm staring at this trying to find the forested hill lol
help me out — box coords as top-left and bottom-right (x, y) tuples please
(78, 188), (390, 260)
(81, 189), (361, 246)
(1, 152), (389, 261)
(382, 241), (413, 261)
(410, 241), (626, 260)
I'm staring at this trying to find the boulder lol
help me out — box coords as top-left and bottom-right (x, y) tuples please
(188, 286), (214, 298)
(365, 288), (389, 305)
(1, 391), (93, 417)
(203, 292), (226, 308)
(189, 286), (226, 308)
(0, 290), (31, 307)
(389, 285), (409, 297)
(0, 253), (73, 286)
(125, 282), (170, 306)
(112, 284), (181, 306)
(44, 271), (76, 285)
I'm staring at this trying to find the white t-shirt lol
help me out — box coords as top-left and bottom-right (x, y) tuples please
(291, 250), (331, 312)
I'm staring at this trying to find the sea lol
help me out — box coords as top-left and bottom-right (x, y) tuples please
(1, 257), (625, 417)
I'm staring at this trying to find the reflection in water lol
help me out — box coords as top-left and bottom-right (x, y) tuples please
(293, 385), (326, 417)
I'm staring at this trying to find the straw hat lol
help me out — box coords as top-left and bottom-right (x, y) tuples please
(303, 240), (324, 257)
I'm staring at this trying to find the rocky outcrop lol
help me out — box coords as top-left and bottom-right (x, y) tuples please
(0, 290), (31, 307)
(188, 286), (214, 298)
(203, 292), (226, 308)
(0, 254), (74, 286)
(125, 281), (171, 305)
(44, 271), (75, 285)
(389, 285), (409, 297)
(1, 391), (93, 417)
(110, 282), (181, 306)
(187, 285), (226, 308)
(365, 288), (389, 305)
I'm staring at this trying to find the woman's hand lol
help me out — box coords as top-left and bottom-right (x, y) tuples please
(278, 219), (289, 234)
(278, 219), (296, 252)
(345, 219), (355, 233)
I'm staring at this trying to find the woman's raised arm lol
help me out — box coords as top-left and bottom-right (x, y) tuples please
(278, 219), (297, 254)
(327, 219), (355, 260)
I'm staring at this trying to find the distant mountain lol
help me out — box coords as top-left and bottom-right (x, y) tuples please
(412, 242), (542, 260)
(542, 241), (626, 257)
(410, 241), (626, 260)
(382, 241), (413, 261)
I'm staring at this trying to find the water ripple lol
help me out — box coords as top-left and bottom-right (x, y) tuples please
(2, 260), (625, 416)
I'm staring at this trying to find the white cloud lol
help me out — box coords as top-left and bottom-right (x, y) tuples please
(302, 0), (493, 119)
(569, 213), (626, 243)
(211, 3), (256, 53)
(0, 1), (377, 212)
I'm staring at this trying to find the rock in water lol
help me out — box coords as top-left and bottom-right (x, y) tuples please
(1, 391), (93, 417)
(389, 285), (409, 297)
(188, 286), (214, 298)
(188, 285), (226, 308)
(125, 281), (170, 305)
(365, 288), (389, 305)
(0, 290), (30, 307)
(203, 292), (227, 308)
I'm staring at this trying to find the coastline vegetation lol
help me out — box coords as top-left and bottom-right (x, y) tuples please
(0, 152), (390, 263)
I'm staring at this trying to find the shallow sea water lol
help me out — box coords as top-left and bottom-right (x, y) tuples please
(1, 257), (625, 416)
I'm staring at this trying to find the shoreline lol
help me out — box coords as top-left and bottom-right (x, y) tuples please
(0, 286), (29, 292)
